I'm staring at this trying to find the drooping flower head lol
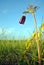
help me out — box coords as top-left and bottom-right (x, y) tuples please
(19, 16), (26, 24)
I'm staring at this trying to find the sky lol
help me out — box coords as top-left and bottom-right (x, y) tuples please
(0, 0), (44, 40)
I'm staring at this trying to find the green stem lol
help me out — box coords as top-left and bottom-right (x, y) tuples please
(34, 14), (41, 65)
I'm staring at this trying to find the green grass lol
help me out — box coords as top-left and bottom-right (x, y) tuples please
(0, 23), (44, 65)
(0, 38), (44, 65)
(0, 40), (27, 65)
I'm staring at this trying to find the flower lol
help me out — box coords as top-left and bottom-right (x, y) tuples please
(26, 39), (32, 50)
(19, 16), (26, 24)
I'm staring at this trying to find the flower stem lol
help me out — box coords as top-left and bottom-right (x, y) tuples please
(34, 14), (41, 65)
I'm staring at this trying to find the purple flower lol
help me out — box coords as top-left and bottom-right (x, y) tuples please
(19, 16), (26, 24)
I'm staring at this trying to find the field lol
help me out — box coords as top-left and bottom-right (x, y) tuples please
(0, 37), (44, 65)
(0, 23), (44, 65)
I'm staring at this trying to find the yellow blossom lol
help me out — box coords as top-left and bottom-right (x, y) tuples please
(26, 39), (32, 50)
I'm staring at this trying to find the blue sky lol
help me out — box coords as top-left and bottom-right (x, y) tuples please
(0, 0), (44, 39)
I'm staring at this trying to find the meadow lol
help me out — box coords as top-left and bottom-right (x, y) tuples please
(0, 23), (44, 65)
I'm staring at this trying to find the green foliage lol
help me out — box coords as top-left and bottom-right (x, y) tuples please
(0, 23), (44, 65)
(0, 37), (44, 65)
(0, 40), (27, 65)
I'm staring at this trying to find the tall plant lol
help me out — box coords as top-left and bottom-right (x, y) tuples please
(23, 5), (41, 65)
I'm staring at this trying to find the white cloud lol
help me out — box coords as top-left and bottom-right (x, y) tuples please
(0, 28), (2, 34)
(0, 9), (8, 14)
(2, 9), (8, 14)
